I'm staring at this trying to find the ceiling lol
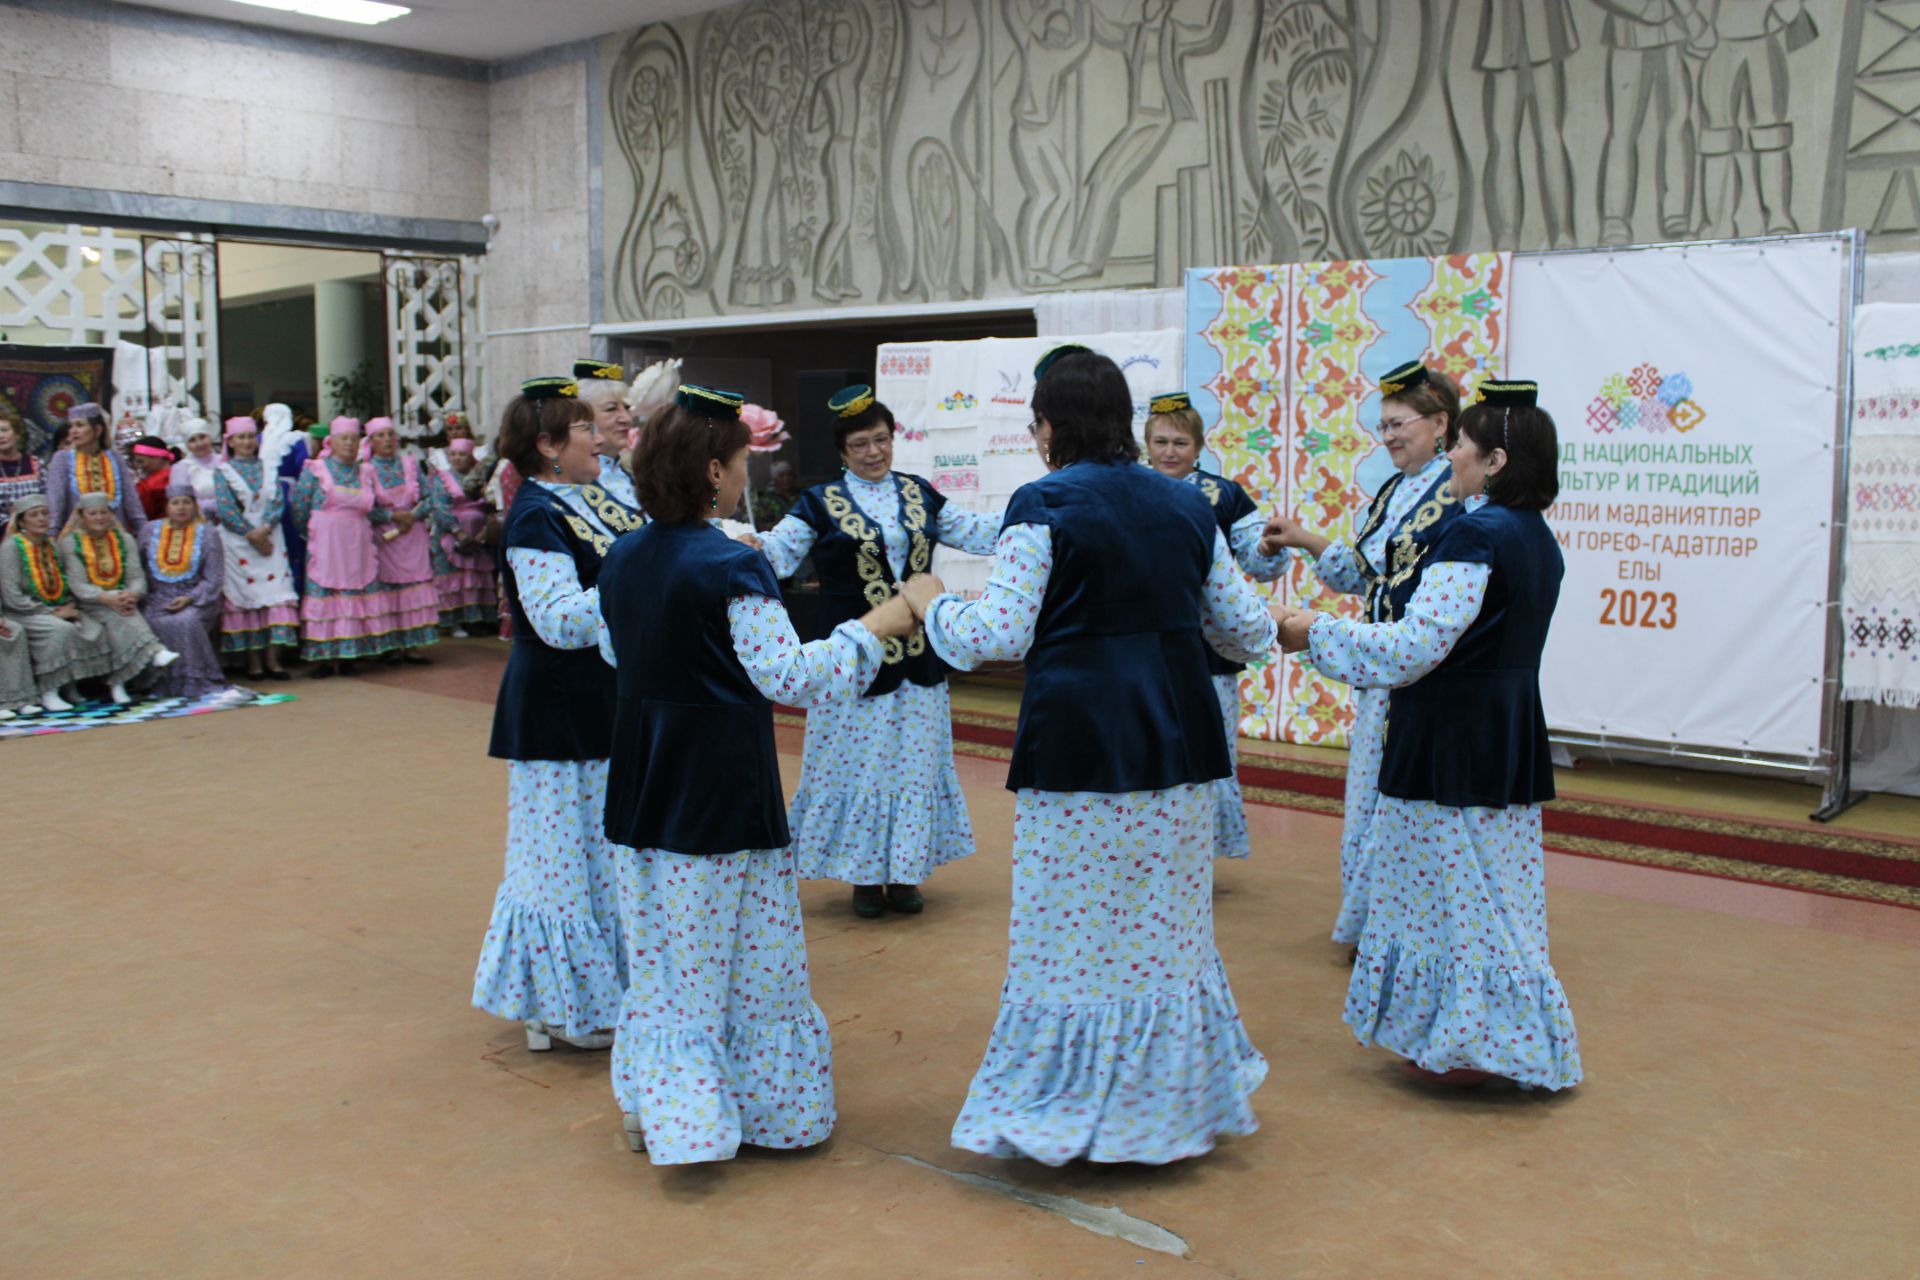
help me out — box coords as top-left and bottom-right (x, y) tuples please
(131, 0), (737, 63)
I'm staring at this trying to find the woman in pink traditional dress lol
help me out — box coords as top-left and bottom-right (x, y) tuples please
(290, 418), (386, 677)
(364, 417), (439, 665)
(429, 439), (497, 636)
(213, 417), (298, 681)
(486, 458), (523, 641)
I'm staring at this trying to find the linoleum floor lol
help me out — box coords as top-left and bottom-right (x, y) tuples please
(4, 641), (1918, 1279)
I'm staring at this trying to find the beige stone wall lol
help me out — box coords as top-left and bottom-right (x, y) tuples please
(0, 4), (487, 222)
(482, 57), (593, 393)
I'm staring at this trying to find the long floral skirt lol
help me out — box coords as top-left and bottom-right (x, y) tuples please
(1345, 797), (1582, 1090)
(1210, 673), (1249, 860)
(471, 760), (627, 1038)
(951, 784), (1266, 1166)
(788, 679), (973, 886)
(1333, 686), (1388, 944)
(610, 845), (834, 1166)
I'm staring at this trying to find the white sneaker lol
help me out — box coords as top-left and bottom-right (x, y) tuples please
(152, 648), (180, 669)
(0, 708), (14, 721)
(451, 627), (470, 638)
(109, 682), (131, 705)
(41, 690), (73, 712)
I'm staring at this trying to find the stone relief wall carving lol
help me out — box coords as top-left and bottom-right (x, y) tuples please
(600, 0), (1890, 324)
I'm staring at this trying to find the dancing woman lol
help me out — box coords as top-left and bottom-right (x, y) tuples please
(921, 350), (1278, 1166)
(1276, 381), (1581, 1090)
(1142, 389), (1290, 860)
(597, 385), (917, 1165)
(473, 377), (645, 1052)
(1262, 360), (1466, 944)
(755, 385), (998, 918)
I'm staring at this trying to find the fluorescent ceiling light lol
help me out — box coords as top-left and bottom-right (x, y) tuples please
(225, 0), (410, 25)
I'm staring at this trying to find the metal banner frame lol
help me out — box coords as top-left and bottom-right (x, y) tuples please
(1516, 230), (1863, 820)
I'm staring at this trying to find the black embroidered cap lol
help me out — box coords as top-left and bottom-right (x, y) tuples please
(676, 384), (745, 420)
(1471, 380), (1539, 408)
(1033, 344), (1093, 381)
(828, 384), (876, 418)
(1378, 360), (1432, 397)
(521, 376), (578, 400)
(1148, 390), (1192, 415)
(572, 357), (625, 381)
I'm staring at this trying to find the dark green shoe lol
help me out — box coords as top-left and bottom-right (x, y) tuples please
(852, 884), (887, 918)
(885, 884), (924, 915)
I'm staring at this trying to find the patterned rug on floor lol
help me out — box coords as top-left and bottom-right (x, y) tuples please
(0, 686), (295, 740)
(776, 705), (1920, 910)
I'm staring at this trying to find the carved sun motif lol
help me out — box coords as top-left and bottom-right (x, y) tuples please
(1359, 150), (1448, 258)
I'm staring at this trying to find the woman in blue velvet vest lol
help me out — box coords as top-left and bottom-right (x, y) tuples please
(1277, 380), (1582, 1092)
(595, 385), (919, 1166)
(918, 349), (1279, 1167)
(756, 385), (1000, 919)
(1263, 360), (1467, 950)
(1143, 390), (1291, 862)
(471, 376), (646, 1054)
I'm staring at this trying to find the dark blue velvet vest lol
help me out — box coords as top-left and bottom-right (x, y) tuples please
(488, 482), (643, 762)
(599, 521), (791, 855)
(1379, 502), (1562, 809)
(790, 471), (946, 699)
(1002, 460), (1231, 794)
(1191, 469), (1259, 677)
(1357, 464), (1461, 623)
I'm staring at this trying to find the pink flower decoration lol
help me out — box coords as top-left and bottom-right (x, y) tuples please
(740, 403), (790, 453)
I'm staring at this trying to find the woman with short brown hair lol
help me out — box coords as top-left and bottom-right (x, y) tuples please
(596, 384), (918, 1164)
(472, 377), (645, 1054)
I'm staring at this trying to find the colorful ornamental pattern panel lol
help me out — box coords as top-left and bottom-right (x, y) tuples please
(1186, 252), (1509, 746)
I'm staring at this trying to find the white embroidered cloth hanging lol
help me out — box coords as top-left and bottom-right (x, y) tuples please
(1844, 303), (1920, 708)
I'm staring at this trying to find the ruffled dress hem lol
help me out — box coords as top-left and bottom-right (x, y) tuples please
(611, 1005), (836, 1166)
(1344, 942), (1582, 1091)
(221, 602), (299, 652)
(950, 960), (1266, 1166)
(470, 889), (625, 1038)
(788, 773), (976, 884)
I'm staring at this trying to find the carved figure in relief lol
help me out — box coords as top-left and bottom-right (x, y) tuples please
(716, 5), (804, 306)
(1003, 0), (1100, 286)
(1695, 0), (1817, 237)
(1473, 0), (1580, 246)
(808, 0), (874, 303)
(1066, 0), (1231, 274)
(1594, 0), (1707, 244)
(610, 28), (714, 319)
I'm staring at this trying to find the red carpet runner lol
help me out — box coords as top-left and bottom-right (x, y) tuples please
(776, 706), (1920, 910)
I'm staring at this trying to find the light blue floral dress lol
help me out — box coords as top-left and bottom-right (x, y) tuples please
(597, 454), (641, 512)
(1306, 452), (1449, 941)
(1184, 470), (1289, 860)
(470, 482), (630, 1040)
(759, 471), (999, 886)
(1303, 533), (1582, 1090)
(926, 523), (1278, 1165)
(599, 596), (883, 1165)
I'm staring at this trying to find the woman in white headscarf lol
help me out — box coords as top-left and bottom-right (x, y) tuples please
(258, 403), (313, 594)
(168, 417), (223, 520)
(214, 416), (299, 680)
